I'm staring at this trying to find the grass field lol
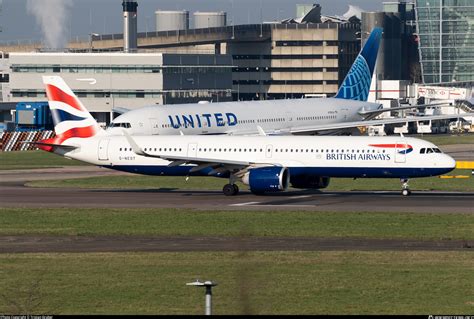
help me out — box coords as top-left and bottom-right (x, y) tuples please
(26, 168), (474, 192)
(408, 133), (474, 145)
(2, 142), (473, 315)
(1, 208), (473, 240)
(0, 251), (472, 314)
(0, 150), (88, 170)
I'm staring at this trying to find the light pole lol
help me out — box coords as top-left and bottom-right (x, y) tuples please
(186, 279), (218, 315)
(89, 33), (99, 52)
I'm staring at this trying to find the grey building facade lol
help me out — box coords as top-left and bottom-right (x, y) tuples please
(415, 0), (474, 84)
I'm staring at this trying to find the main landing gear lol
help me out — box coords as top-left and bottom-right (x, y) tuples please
(400, 178), (411, 196)
(223, 183), (239, 196)
(223, 175), (239, 196)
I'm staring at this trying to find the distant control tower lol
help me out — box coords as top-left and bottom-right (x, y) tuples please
(122, 0), (138, 53)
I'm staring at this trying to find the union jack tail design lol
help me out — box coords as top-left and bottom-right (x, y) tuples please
(38, 76), (104, 151)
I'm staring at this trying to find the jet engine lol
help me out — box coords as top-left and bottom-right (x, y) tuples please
(242, 167), (290, 194)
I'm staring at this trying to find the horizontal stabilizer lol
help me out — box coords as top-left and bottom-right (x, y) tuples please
(22, 141), (78, 152)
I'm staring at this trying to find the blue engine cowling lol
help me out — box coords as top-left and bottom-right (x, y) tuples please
(242, 167), (290, 193)
(290, 176), (330, 189)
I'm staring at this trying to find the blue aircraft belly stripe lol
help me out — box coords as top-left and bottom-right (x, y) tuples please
(102, 165), (454, 179)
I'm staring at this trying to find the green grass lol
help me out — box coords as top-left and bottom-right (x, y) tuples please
(26, 175), (232, 190)
(1, 208), (473, 240)
(410, 133), (474, 145)
(0, 150), (89, 170)
(0, 251), (472, 314)
(26, 169), (474, 192)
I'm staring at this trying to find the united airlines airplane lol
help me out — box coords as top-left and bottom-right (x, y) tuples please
(35, 76), (456, 196)
(106, 27), (472, 136)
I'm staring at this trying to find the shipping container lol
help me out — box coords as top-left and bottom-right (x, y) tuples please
(15, 102), (53, 131)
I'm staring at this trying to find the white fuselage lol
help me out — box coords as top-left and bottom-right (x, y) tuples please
(64, 135), (455, 180)
(107, 98), (381, 136)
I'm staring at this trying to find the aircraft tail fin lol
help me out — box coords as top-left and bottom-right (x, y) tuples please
(39, 76), (104, 151)
(335, 27), (383, 101)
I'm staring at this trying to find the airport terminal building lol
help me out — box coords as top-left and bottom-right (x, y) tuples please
(6, 52), (232, 125)
(415, 0), (474, 84)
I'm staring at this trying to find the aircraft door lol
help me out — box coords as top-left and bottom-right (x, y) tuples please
(265, 145), (273, 158)
(98, 139), (110, 161)
(395, 141), (407, 163)
(285, 111), (294, 129)
(149, 118), (160, 135)
(187, 143), (198, 157)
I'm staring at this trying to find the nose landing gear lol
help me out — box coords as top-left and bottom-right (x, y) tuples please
(400, 178), (411, 196)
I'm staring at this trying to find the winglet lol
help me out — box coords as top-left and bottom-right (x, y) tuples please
(123, 129), (146, 156)
(256, 126), (267, 136)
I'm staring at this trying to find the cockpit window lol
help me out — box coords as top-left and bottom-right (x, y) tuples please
(420, 147), (442, 154)
(108, 122), (131, 129)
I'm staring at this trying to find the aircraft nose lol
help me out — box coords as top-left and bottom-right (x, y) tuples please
(445, 155), (456, 169)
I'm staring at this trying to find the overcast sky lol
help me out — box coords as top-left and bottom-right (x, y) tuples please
(0, 0), (385, 44)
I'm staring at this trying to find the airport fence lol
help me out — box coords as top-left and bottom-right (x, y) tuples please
(0, 130), (55, 152)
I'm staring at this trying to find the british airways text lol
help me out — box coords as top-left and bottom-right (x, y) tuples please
(168, 113), (238, 129)
(326, 153), (391, 161)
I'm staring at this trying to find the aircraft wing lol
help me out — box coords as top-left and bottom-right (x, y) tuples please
(123, 130), (277, 175)
(358, 102), (452, 116)
(289, 113), (474, 134)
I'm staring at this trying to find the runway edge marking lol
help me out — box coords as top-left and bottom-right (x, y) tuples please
(230, 201), (261, 206)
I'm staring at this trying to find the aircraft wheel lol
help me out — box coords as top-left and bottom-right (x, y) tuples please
(401, 189), (411, 196)
(233, 184), (240, 195)
(223, 184), (237, 196)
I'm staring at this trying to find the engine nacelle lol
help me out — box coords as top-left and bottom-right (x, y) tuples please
(242, 167), (290, 193)
(290, 176), (330, 189)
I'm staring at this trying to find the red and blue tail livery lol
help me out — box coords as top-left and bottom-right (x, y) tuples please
(38, 76), (104, 151)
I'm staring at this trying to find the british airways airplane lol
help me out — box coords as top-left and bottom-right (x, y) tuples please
(35, 76), (456, 197)
(106, 27), (472, 136)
